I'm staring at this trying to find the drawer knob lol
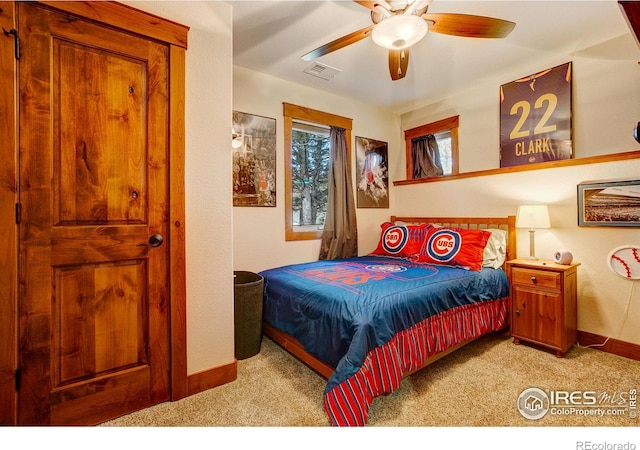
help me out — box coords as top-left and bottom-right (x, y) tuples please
(530, 276), (537, 283)
(515, 309), (521, 316)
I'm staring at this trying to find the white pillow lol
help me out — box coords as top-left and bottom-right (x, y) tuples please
(483, 228), (507, 269)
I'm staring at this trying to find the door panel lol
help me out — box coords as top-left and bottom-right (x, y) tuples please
(512, 287), (561, 347)
(53, 261), (147, 385)
(18, 3), (169, 425)
(53, 39), (147, 226)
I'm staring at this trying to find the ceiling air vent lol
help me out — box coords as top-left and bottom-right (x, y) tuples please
(303, 62), (341, 81)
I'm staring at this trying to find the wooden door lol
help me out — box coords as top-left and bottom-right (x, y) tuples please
(18, 2), (170, 425)
(512, 287), (562, 348)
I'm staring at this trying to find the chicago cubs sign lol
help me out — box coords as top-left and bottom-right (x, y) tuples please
(425, 229), (462, 263)
(381, 226), (409, 254)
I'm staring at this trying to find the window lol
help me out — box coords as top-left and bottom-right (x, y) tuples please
(283, 103), (352, 241)
(404, 115), (459, 179)
(291, 121), (329, 231)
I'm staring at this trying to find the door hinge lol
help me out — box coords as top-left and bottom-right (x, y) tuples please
(15, 202), (21, 225)
(15, 368), (21, 391)
(2, 27), (19, 60)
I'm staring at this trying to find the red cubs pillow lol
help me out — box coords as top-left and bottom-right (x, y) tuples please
(370, 222), (431, 259)
(417, 227), (490, 271)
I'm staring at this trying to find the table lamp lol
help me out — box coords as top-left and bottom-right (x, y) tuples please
(516, 205), (551, 260)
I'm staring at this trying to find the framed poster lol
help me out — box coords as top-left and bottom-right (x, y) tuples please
(578, 179), (640, 227)
(356, 136), (389, 208)
(232, 111), (276, 207)
(500, 62), (573, 168)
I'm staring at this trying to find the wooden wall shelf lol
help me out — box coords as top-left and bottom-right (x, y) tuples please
(394, 2), (640, 187)
(393, 150), (640, 186)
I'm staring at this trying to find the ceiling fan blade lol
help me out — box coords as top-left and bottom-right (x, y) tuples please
(388, 48), (409, 81)
(422, 13), (515, 38)
(404, 0), (432, 16)
(302, 24), (376, 61)
(353, 1), (392, 12)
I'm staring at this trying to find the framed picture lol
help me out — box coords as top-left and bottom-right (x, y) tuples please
(578, 179), (640, 227)
(232, 111), (276, 207)
(500, 62), (573, 168)
(355, 136), (389, 208)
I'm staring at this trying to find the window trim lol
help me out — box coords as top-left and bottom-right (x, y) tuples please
(404, 115), (459, 180)
(283, 102), (352, 241)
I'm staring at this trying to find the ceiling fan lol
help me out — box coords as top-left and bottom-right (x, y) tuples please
(302, 0), (516, 81)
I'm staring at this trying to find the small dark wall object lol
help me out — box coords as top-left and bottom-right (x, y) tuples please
(233, 271), (264, 359)
(633, 122), (640, 144)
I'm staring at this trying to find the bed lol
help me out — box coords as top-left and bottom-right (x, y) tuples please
(260, 216), (516, 426)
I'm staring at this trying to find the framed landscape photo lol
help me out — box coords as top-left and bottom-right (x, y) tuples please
(232, 111), (276, 207)
(355, 136), (389, 208)
(578, 179), (640, 227)
(500, 62), (573, 168)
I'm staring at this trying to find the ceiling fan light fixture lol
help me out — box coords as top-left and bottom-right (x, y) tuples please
(371, 14), (427, 50)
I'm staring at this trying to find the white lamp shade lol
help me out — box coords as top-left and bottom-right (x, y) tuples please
(516, 205), (551, 229)
(371, 15), (428, 50)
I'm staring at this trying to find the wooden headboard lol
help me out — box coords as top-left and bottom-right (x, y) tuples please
(390, 216), (517, 265)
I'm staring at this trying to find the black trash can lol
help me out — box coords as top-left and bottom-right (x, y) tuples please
(233, 271), (264, 360)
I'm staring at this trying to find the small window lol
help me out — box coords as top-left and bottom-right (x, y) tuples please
(404, 115), (459, 179)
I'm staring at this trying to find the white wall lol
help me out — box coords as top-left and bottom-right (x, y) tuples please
(232, 28), (640, 346)
(390, 161), (640, 345)
(126, 0), (640, 381)
(401, 41), (640, 171)
(397, 43), (640, 345)
(125, 1), (235, 375)
(233, 66), (401, 273)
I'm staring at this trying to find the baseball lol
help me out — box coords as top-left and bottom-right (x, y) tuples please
(607, 245), (640, 280)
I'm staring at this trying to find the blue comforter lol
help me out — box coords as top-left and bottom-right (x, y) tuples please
(260, 256), (509, 393)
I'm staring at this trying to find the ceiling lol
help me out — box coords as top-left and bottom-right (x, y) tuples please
(230, 0), (639, 115)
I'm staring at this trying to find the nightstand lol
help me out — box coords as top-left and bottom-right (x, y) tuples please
(506, 258), (580, 357)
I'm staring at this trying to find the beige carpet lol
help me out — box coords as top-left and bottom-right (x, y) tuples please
(101, 331), (639, 428)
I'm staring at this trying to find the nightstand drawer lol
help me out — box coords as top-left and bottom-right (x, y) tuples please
(511, 267), (560, 290)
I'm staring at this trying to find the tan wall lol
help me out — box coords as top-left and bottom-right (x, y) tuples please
(232, 66), (401, 273)
(130, 1), (640, 378)
(396, 40), (640, 345)
(125, 1), (235, 375)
